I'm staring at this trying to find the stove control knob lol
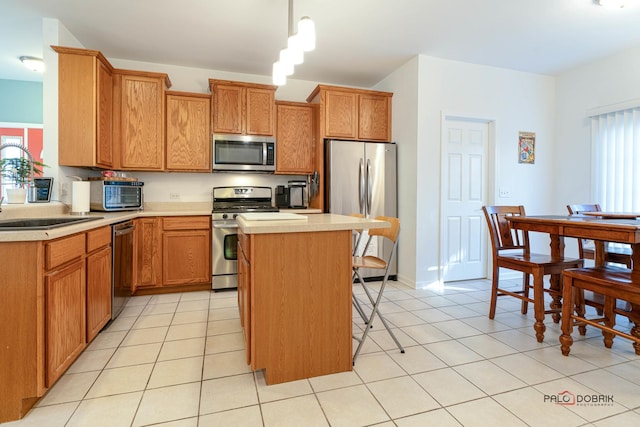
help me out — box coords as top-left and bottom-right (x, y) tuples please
(222, 213), (228, 219)
(233, 214), (238, 219)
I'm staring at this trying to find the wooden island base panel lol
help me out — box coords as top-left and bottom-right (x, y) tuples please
(237, 213), (389, 384)
(254, 230), (352, 383)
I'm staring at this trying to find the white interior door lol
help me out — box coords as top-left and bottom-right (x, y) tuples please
(441, 118), (488, 281)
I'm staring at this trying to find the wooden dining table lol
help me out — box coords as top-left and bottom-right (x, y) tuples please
(508, 214), (640, 344)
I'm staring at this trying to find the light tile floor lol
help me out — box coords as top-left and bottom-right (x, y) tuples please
(5, 278), (640, 427)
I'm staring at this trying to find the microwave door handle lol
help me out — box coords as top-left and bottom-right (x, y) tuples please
(263, 143), (267, 165)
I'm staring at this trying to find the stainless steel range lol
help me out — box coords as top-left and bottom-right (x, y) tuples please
(211, 186), (278, 290)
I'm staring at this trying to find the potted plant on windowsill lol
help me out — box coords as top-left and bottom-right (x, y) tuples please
(1, 157), (46, 204)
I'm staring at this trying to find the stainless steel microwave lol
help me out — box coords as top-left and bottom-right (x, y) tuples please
(212, 134), (276, 172)
(90, 181), (144, 211)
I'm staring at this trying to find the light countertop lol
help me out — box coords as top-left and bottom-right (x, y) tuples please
(238, 213), (390, 234)
(0, 202), (324, 242)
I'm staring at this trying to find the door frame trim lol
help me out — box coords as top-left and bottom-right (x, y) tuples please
(438, 111), (496, 282)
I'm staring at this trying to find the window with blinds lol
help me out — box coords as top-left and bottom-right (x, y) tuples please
(591, 107), (640, 211)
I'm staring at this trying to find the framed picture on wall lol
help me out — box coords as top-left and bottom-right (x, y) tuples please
(518, 131), (535, 164)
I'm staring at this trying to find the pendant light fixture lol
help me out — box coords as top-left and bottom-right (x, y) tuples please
(272, 0), (316, 86)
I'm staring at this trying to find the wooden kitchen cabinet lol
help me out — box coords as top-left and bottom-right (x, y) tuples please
(275, 101), (315, 174)
(1, 226), (113, 422)
(358, 92), (393, 141)
(321, 89), (358, 139)
(85, 226), (112, 342)
(166, 91), (211, 171)
(134, 216), (211, 291)
(162, 216), (211, 286)
(237, 230), (252, 364)
(113, 69), (171, 170)
(134, 217), (162, 289)
(44, 233), (88, 387)
(210, 79), (276, 136)
(54, 45), (114, 168)
(307, 84), (392, 142)
(45, 260), (86, 387)
(0, 241), (44, 422)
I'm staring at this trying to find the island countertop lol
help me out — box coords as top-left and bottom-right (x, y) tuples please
(237, 213), (390, 234)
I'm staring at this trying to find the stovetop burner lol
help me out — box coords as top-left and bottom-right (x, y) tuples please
(212, 186), (277, 217)
(214, 205), (279, 213)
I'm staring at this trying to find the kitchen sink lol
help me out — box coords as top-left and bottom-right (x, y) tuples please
(0, 217), (103, 231)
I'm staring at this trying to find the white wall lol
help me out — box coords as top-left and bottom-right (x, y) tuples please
(374, 57), (419, 286)
(42, 18), (85, 202)
(555, 45), (640, 215)
(376, 55), (556, 287)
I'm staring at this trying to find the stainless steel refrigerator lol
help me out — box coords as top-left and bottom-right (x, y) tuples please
(325, 139), (397, 280)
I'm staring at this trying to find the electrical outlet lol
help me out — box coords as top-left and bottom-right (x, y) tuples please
(499, 188), (511, 198)
(169, 192), (180, 200)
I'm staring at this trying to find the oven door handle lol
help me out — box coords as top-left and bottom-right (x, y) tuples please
(212, 223), (238, 229)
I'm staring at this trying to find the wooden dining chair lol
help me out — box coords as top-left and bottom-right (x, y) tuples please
(566, 204), (633, 332)
(482, 206), (583, 342)
(566, 204), (632, 267)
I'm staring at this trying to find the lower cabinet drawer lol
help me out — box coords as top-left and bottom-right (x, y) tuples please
(162, 216), (210, 230)
(45, 233), (86, 271)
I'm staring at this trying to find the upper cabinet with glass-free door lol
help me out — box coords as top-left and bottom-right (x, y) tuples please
(113, 69), (171, 170)
(210, 79), (276, 136)
(165, 91), (211, 171)
(54, 46), (114, 168)
(307, 85), (392, 142)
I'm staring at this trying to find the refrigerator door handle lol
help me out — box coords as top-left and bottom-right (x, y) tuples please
(359, 158), (365, 214)
(366, 159), (372, 214)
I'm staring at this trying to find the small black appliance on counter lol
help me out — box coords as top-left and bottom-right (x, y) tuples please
(275, 185), (290, 208)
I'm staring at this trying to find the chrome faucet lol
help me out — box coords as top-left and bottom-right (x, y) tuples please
(0, 141), (37, 206)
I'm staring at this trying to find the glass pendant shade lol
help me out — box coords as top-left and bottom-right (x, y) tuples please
(279, 49), (294, 75)
(287, 34), (304, 65)
(272, 62), (286, 86)
(298, 17), (316, 52)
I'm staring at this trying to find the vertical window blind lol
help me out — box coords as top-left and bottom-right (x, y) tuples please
(591, 107), (640, 211)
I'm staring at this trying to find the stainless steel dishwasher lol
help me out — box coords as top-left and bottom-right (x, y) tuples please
(112, 220), (135, 319)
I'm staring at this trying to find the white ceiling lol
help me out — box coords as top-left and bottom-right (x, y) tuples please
(3, 0), (640, 87)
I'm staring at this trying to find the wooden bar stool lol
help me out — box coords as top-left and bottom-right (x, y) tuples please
(352, 216), (404, 364)
(560, 266), (640, 356)
(349, 213), (368, 323)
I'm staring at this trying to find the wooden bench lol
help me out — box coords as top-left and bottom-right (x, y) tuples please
(560, 266), (640, 356)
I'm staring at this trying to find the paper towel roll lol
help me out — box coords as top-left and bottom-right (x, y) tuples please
(71, 181), (90, 215)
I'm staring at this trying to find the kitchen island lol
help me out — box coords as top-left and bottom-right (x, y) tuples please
(237, 213), (389, 384)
